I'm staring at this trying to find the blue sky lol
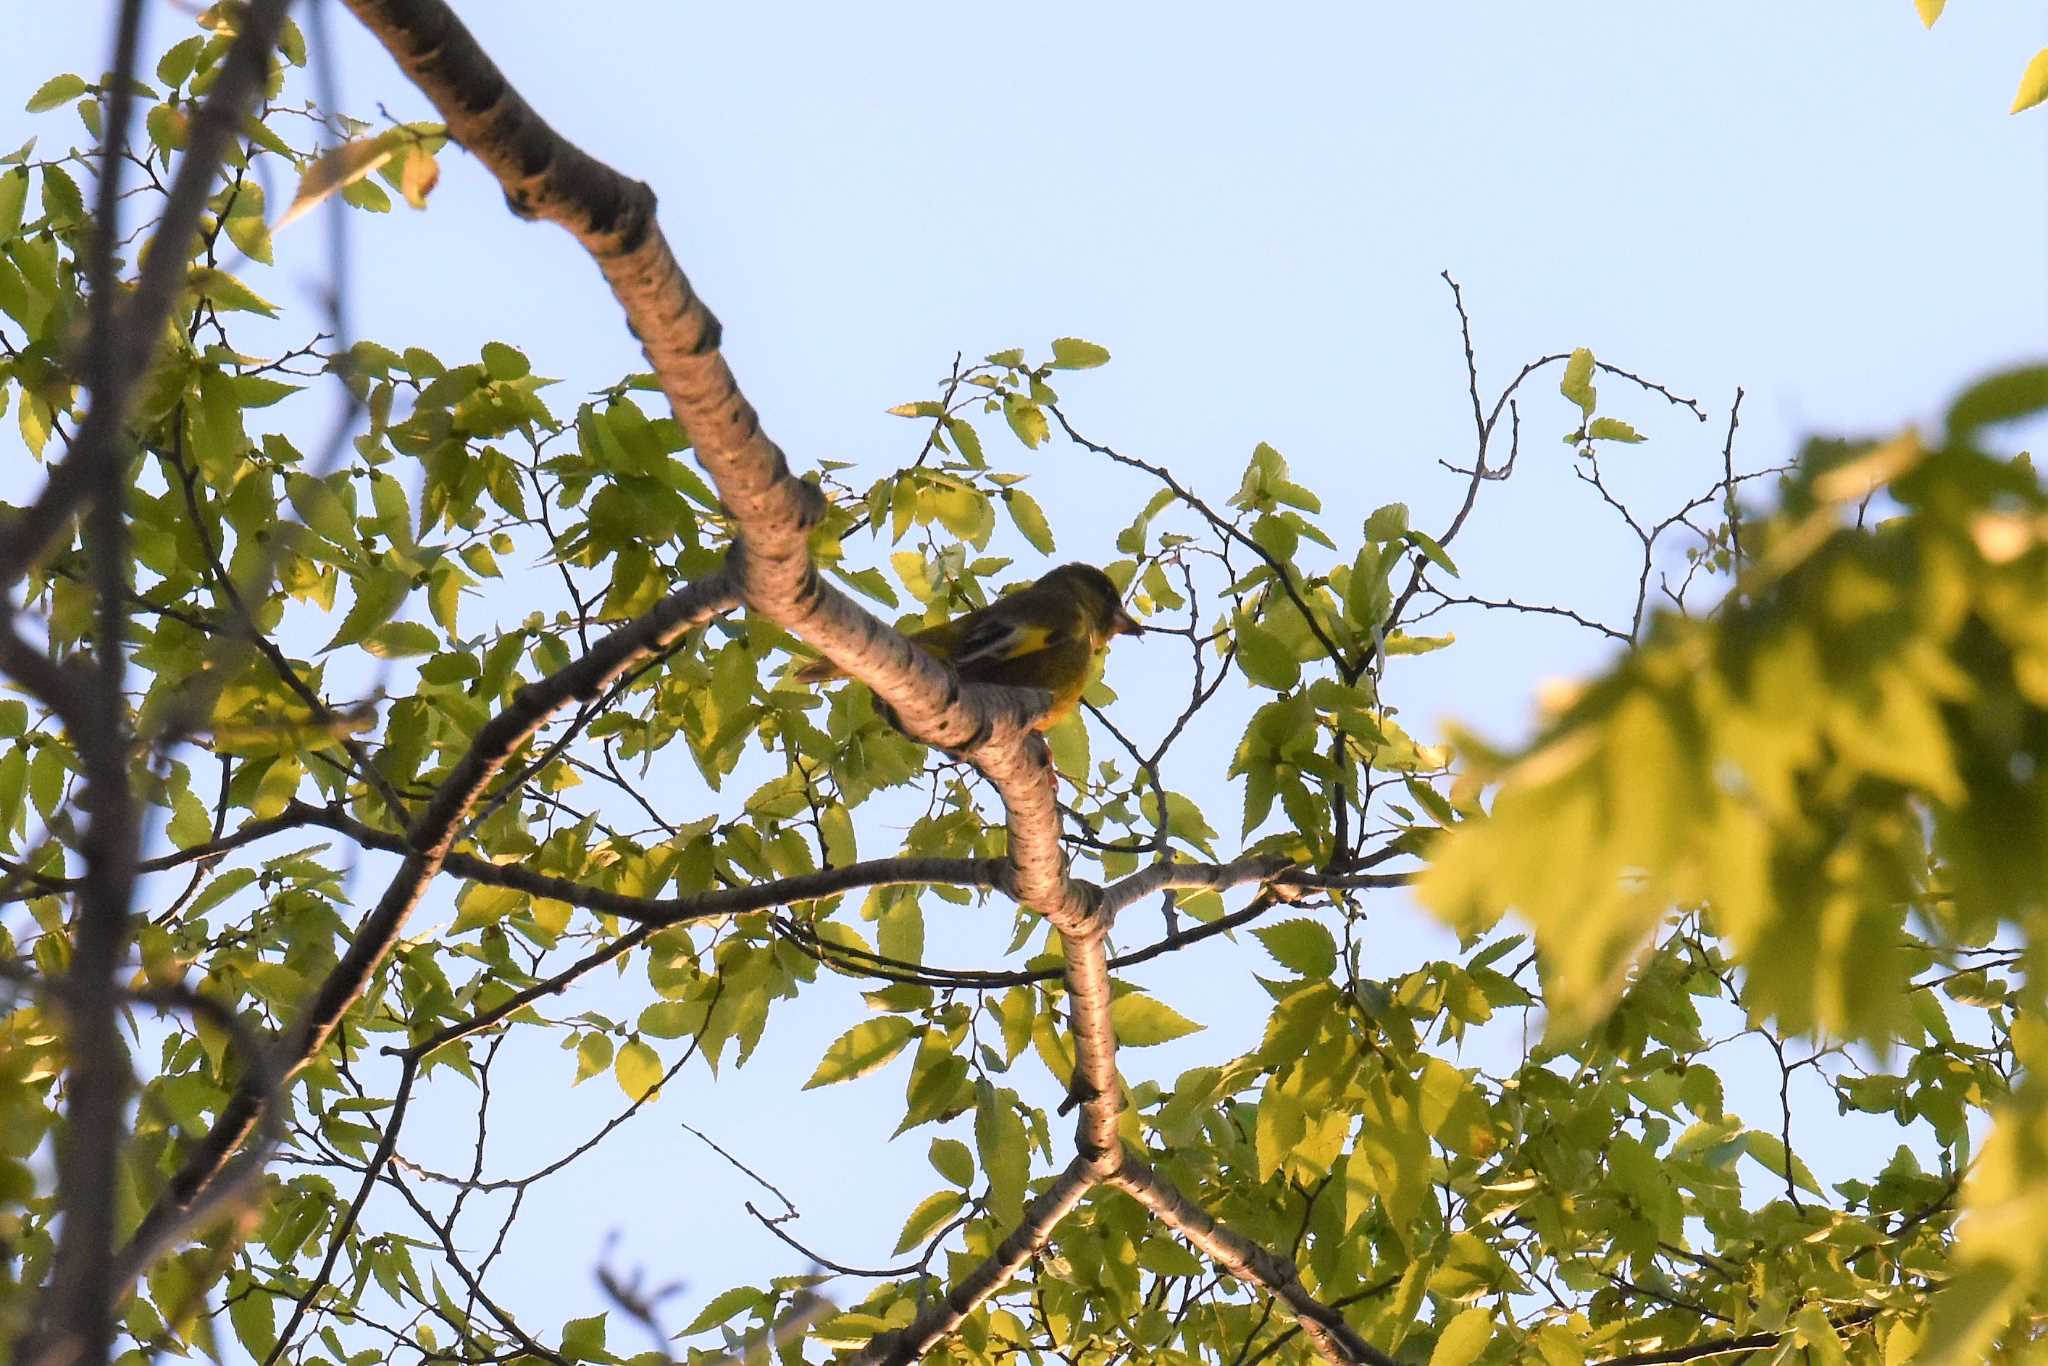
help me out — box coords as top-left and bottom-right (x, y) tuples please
(6, 1), (2047, 1352)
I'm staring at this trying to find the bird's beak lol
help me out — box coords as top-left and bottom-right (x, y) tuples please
(1112, 607), (1143, 637)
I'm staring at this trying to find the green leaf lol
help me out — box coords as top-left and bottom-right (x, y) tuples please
(157, 36), (205, 87)
(2012, 47), (2048, 114)
(573, 1033), (613, 1084)
(1049, 337), (1111, 370)
(891, 1189), (967, 1255)
(481, 341), (530, 380)
(286, 472), (356, 545)
(1741, 1130), (1825, 1197)
(1428, 1307), (1493, 1366)
(25, 75), (87, 113)
(945, 415), (984, 465)
(1110, 993), (1202, 1046)
(1233, 620), (1300, 691)
(561, 1312), (607, 1362)
(186, 266), (277, 317)
(276, 136), (399, 231)
(38, 166), (81, 226)
(1254, 918), (1338, 980)
(1364, 502), (1409, 542)
(1403, 528), (1460, 578)
(1003, 393), (1048, 448)
(804, 1016), (917, 1088)
(928, 1137), (974, 1187)
(227, 1277), (277, 1358)
(1003, 489), (1055, 554)
(1586, 417), (1644, 444)
(615, 1039), (663, 1101)
(976, 1085), (1029, 1224)
(222, 182), (271, 264)
(1560, 347), (1597, 416)
(451, 882), (523, 935)
(1946, 364), (2048, 440)
(682, 1285), (765, 1336)
(321, 569), (410, 652)
(0, 167), (26, 242)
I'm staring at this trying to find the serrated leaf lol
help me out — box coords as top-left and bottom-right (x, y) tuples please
(1049, 337), (1111, 370)
(321, 569), (410, 652)
(26, 75), (86, 114)
(681, 1285), (765, 1336)
(1003, 489), (1055, 554)
(615, 1039), (663, 1101)
(561, 1312), (606, 1362)
(1003, 394), (1048, 448)
(975, 1085), (1028, 1224)
(480, 341), (529, 380)
(804, 1016), (916, 1088)
(1254, 919), (1338, 979)
(186, 266), (277, 317)
(573, 1033), (613, 1084)
(1234, 620), (1299, 691)
(1404, 528), (1460, 577)
(1429, 1307), (1493, 1366)
(1110, 993), (1202, 1046)
(227, 1277), (277, 1357)
(223, 182), (271, 264)
(0, 168), (26, 242)
(928, 1137), (974, 1187)
(1587, 417), (1644, 444)
(1740, 1130), (1825, 1197)
(1364, 502), (1409, 542)
(276, 137), (398, 231)
(1560, 347), (1596, 415)
(891, 1189), (967, 1255)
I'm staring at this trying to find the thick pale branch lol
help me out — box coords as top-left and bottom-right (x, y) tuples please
(1108, 1160), (1394, 1366)
(328, 7), (1396, 1363)
(335, 7), (1121, 1186)
(123, 571), (738, 1262)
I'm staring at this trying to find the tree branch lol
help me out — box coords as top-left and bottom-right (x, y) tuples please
(1107, 1159), (1394, 1366)
(121, 570), (739, 1268)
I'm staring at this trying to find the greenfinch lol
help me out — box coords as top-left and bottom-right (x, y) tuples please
(796, 563), (1141, 730)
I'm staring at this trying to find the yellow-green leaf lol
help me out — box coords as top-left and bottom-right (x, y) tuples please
(1110, 993), (1202, 1046)
(26, 74), (87, 114)
(2012, 46), (2048, 114)
(615, 1039), (663, 1101)
(1049, 337), (1111, 370)
(1004, 489), (1055, 554)
(1560, 347), (1597, 415)
(891, 1189), (967, 1256)
(1428, 1307), (1493, 1366)
(804, 1016), (917, 1088)
(276, 136), (399, 231)
(1003, 394), (1048, 448)
(1234, 619), (1299, 691)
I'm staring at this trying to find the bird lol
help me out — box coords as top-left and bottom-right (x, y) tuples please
(794, 563), (1141, 731)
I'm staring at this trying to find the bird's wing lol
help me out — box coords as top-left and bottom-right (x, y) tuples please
(948, 615), (1056, 670)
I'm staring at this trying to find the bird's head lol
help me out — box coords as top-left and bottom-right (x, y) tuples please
(1048, 563), (1142, 640)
